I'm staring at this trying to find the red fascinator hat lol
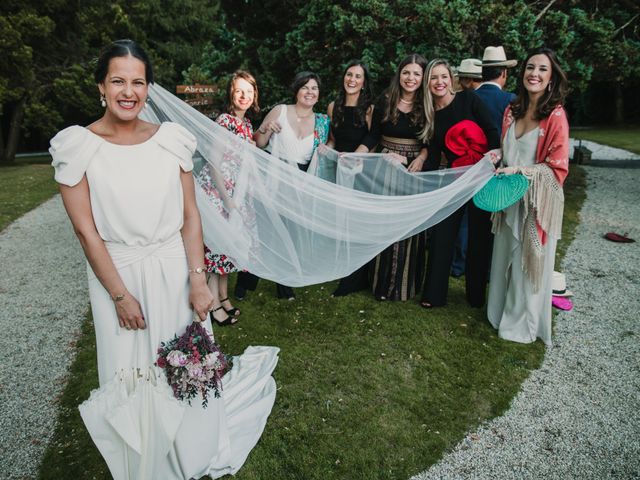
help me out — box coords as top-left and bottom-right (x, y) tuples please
(445, 120), (488, 168)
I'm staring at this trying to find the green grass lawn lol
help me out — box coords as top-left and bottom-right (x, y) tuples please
(571, 125), (640, 154)
(0, 163), (58, 231)
(37, 166), (587, 480)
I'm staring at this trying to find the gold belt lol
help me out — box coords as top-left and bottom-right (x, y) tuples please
(380, 135), (420, 146)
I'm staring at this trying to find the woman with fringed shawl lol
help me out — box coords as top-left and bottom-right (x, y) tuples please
(488, 48), (570, 346)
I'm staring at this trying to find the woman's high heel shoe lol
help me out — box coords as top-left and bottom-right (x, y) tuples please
(220, 297), (241, 317)
(209, 306), (238, 327)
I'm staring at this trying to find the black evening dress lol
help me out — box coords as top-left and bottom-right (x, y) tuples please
(360, 97), (428, 301)
(421, 89), (500, 307)
(331, 106), (371, 297)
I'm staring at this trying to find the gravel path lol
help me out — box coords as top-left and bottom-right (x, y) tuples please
(412, 166), (640, 480)
(569, 138), (640, 162)
(1, 163), (638, 479)
(0, 196), (88, 480)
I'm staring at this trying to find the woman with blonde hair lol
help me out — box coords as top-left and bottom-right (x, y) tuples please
(420, 58), (499, 309)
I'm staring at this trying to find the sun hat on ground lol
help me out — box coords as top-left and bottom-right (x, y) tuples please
(474, 46), (518, 68)
(552, 271), (573, 297)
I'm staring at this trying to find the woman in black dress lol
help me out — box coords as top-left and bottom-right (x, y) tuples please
(325, 60), (374, 297)
(419, 59), (500, 308)
(356, 53), (429, 301)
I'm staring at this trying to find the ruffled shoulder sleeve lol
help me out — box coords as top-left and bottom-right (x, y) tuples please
(49, 126), (103, 186)
(154, 122), (197, 172)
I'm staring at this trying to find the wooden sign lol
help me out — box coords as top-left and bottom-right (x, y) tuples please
(176, 85), (218, 94)
(177, 84), (219, 116)
(185, 98), (215, 106)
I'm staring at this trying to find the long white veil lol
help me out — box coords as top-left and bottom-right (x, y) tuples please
(143, 84), (494, 287)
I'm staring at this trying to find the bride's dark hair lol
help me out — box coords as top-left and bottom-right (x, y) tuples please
(94, 39), (154, 84)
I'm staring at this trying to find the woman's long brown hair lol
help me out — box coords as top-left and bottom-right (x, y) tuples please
(510, 47), (568, 120)
(382, 53), (428, 128)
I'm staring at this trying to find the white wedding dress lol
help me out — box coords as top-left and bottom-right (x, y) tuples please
(50, 122), (279, 480)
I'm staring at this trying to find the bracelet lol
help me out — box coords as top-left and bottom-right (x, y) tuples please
(189, 266), (205, 274)
(111, 293), (126, 302)
(258, 126), (267, 134)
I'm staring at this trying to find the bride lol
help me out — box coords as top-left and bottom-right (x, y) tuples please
(50, 39), (278, 480)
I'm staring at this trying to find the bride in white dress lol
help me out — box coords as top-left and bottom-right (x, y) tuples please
(50, 39), (278, 480)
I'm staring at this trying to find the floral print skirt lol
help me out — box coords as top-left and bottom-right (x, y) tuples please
(204, 247), (238, 275)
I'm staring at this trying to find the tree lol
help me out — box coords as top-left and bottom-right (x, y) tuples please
(0, 4), (56, 164)
(0, 0), (224, 164)
(562, 2), (640, 123)
(206, 0), (637, 123)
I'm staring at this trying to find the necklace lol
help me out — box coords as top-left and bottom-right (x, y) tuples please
(294, 107), (314, 121)
(399, 97), (414, 105)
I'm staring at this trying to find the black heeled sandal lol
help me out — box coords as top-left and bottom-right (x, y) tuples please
(220, 297), (241, 317)
(209, 306), (238, 326)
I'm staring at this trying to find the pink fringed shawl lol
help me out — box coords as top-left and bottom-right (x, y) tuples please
(495, 104), (570, 290)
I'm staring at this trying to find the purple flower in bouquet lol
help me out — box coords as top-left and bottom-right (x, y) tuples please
(155, 321), (230, 408)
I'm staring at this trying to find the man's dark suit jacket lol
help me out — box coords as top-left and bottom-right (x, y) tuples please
(474, 83), (516, 135)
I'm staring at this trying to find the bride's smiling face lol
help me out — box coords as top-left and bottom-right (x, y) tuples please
(99, 55), (149, 122)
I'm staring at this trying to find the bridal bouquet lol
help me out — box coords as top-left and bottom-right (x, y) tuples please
(155, 321), (229, 408)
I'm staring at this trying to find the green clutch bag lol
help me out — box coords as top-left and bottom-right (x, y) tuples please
(473, 173), (530, 212)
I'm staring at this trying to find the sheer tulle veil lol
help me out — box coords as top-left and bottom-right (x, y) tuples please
(143, 84), (494, 287)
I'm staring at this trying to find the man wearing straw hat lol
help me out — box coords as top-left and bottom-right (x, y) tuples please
(474, 46), (517, 133)
(454, 58), (483, 91)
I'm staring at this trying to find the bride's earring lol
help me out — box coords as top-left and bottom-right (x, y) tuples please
(547, 83), (552, 92)
(100, 94), (106, 107)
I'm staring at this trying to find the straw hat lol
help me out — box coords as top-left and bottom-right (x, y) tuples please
(474, 46), (517, 68)
(454, 58), (483, 79)
(552, 271), (573, 297)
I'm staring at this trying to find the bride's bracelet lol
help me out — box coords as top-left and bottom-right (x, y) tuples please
(111, 293), (126, 302)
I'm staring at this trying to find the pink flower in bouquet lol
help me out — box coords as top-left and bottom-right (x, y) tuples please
(190, 349), (201, 363)
(167, 350), (188, 367)
(186, 363), (204, 379)
(204, 352), (221, 367)
(156, 321), (230, 407)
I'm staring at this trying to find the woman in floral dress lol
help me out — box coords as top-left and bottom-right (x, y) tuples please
(197, 71), (260, 325)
